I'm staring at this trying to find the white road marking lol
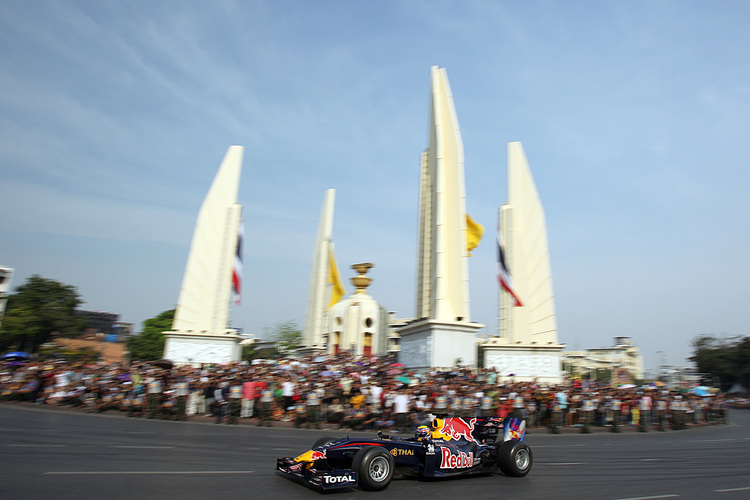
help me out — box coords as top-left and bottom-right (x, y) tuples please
(539, 462), (585, 465)
(685, 438), (736, 443)
(108, 445), (175, 449)
(612, 495), (679, 500)
(45, 470), (254, 475)
(715, 486), (750, 493)
(8, 444), (65, 447)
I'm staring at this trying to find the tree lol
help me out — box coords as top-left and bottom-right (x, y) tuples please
(690, 335), (750, 391)
(127, 309), (174, 361)
(0, 275), (87, 352)
(263, 320), (303, 355)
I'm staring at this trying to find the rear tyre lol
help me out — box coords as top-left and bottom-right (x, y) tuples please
(352, 446), (395, 491)
(497, 440), (533, 477)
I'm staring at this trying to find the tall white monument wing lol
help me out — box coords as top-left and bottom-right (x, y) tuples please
(303, 188), (336, 348)
(416, 65), (471, 323)
(171, 145), (243, 335)
(401, 66), (483, 370)
(500, 141), (558, 345)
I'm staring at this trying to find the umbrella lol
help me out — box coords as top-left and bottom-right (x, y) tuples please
(151, 359), (174, 369)
(391, 363), (405, 368)
(1, 351), (30, 361)
(618, 384), (637, 389)
(691, 386), (711, 397)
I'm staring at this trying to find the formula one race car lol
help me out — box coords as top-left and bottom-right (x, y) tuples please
(275, 416), (531, 492)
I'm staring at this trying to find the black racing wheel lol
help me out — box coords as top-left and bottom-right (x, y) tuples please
(352, 446), (395, 490)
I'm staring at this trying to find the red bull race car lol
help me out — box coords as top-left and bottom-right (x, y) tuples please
(275, 416), (532, 492)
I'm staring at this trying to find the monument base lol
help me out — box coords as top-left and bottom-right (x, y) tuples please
(163, 330), (242, 365)
(397, 319), (484, 370)
(481, 337), (564, 385)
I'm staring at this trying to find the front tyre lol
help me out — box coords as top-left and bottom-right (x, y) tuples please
(352, 446), (395, 491)
(497, 440), (533, 477)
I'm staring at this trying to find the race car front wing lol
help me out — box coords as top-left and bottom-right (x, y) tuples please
(276, 457), (358, 491)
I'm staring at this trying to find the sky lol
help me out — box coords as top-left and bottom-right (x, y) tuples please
(1, 1), (749, 375)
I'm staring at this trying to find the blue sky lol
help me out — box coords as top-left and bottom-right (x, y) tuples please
(2, 1), (748, 374)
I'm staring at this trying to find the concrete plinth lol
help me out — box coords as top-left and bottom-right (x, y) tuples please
(163, 331), (241, 365)
(482, 339), (563, 384)
(398, 319), (483, 370)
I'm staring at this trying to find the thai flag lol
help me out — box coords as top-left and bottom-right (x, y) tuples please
(232, 219), (243, 305)
(497, 225), (522, 307)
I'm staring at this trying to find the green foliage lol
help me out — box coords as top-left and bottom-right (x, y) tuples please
(241, 343), (258, 361)
(127, 309), (174, 361)
(690, 335), (750, 390)
(263, 320), (303, 355)
(595, 368), (612, 384)
(0, 275), (87, 352)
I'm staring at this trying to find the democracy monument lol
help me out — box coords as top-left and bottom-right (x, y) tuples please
(161, 66), (565, 383)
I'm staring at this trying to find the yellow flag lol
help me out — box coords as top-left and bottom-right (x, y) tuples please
(466, 214), (484, 256)
(327, 246), (346, 309)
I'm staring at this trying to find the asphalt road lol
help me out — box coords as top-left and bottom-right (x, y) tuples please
(1, 404), (749, 500)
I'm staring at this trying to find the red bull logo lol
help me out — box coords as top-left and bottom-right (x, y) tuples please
(432, 417), (477, 443)
(503, 418), (526, 442)
(440, 448), (475, 469)
(295, 448), (327, 462)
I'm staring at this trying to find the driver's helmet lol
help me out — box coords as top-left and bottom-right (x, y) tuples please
(415, 425), (430, 440)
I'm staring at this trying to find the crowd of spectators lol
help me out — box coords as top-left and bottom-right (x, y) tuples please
(0, 353), (737, 432)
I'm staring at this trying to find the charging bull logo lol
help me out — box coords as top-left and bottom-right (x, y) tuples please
(503, 418), (526, 442)
(440, 448), (475, 469)
(431, 417), (478, 443)
(295, 449), (327, 462)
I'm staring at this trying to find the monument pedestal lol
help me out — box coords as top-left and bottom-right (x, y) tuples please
(481, 337), (564, 384)
(163, 330), (242, 366)
(398, 319), (484, 370)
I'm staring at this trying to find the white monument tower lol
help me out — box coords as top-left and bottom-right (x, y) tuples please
(163, 146), (244, 364)
(303, 188), (346, 351)
(482, 142), (564, 384)
(398, 66), (484, 369)
(0, 265), (13, 328)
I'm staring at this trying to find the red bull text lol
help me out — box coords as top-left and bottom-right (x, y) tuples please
(440, 448), (475, 469)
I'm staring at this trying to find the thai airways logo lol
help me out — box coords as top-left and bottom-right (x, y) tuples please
(390, 448), (415, 457)
(432, 417), (478, 443)
(440, 448), (475, 469)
